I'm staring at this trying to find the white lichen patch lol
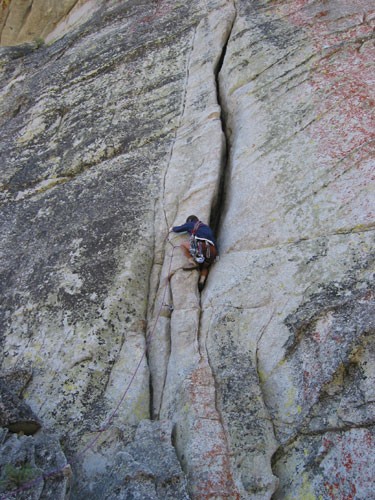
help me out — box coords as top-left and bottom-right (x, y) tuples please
(59, 267), (83, 295)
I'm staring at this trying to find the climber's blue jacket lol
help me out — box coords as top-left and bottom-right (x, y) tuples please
(172, 221), (217, 247)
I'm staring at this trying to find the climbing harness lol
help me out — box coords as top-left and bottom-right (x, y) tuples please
(189, 221), (216, 264)
(189, 221), (203, 263)
(163, 303), (174, 313)
(190, 239), (205, 263)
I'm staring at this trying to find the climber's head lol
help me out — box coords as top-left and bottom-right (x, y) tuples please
(186, 215), (199, 223)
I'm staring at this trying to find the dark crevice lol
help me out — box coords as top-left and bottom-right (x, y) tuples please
(149, 10), (238, 423)
(145, 198), (158, 421)
(204, 1), (239, 488)
(207, 0), (236, 408)
(148, 368), (154, 420)
(209, 12), (236, 238)
(271, 420), (375, 472)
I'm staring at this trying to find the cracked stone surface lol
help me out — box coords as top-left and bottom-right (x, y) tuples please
(0, 0), (374, 498)
(0, 429), (71, 500)
(210, 0), (374, 497)
(75, 420), (189, 500)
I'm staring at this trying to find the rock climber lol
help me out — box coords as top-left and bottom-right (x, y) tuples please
(169, 215), (218, 291)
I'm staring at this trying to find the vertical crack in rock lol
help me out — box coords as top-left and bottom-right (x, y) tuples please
(209, 1), (375, 498)
(201, 1), (281, 496)
(210, 9), (236, 235)
(147, 2), (241, 497)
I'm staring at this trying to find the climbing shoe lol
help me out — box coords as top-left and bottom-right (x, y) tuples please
(198, 276), (206, 291)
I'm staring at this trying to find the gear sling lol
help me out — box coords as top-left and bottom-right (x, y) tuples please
(189, 221), (217, 265)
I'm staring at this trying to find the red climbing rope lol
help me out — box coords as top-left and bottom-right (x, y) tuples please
(76, 239), (178, 458)
(1, 235), (178, 499)
(77, 244), (177, 457)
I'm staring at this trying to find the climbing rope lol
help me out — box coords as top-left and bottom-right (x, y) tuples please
(0, 235), (179, 499)
(0, 0), (195, 489)
(75, 239), (177, 460)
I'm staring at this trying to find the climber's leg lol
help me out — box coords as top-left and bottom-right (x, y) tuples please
(198, 266), (209, 291)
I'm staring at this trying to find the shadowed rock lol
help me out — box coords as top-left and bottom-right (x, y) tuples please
(0, 430), (70, 499)
(0, 383), (41, 436)
(76, 420), (189, 499)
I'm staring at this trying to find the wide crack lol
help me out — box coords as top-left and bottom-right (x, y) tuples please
(148, 3), (238, 420)
(209, 11), (236, 236)
(145, 3), (241, 497)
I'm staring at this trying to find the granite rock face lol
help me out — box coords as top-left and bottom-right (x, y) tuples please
(0, 0), (374, 498)
(209, 0), (374, 497)
(0, 0), (101, 46)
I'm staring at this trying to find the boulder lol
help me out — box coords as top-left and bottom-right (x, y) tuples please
(0, 430), (70, 499)
(0, 383), (41, 435)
